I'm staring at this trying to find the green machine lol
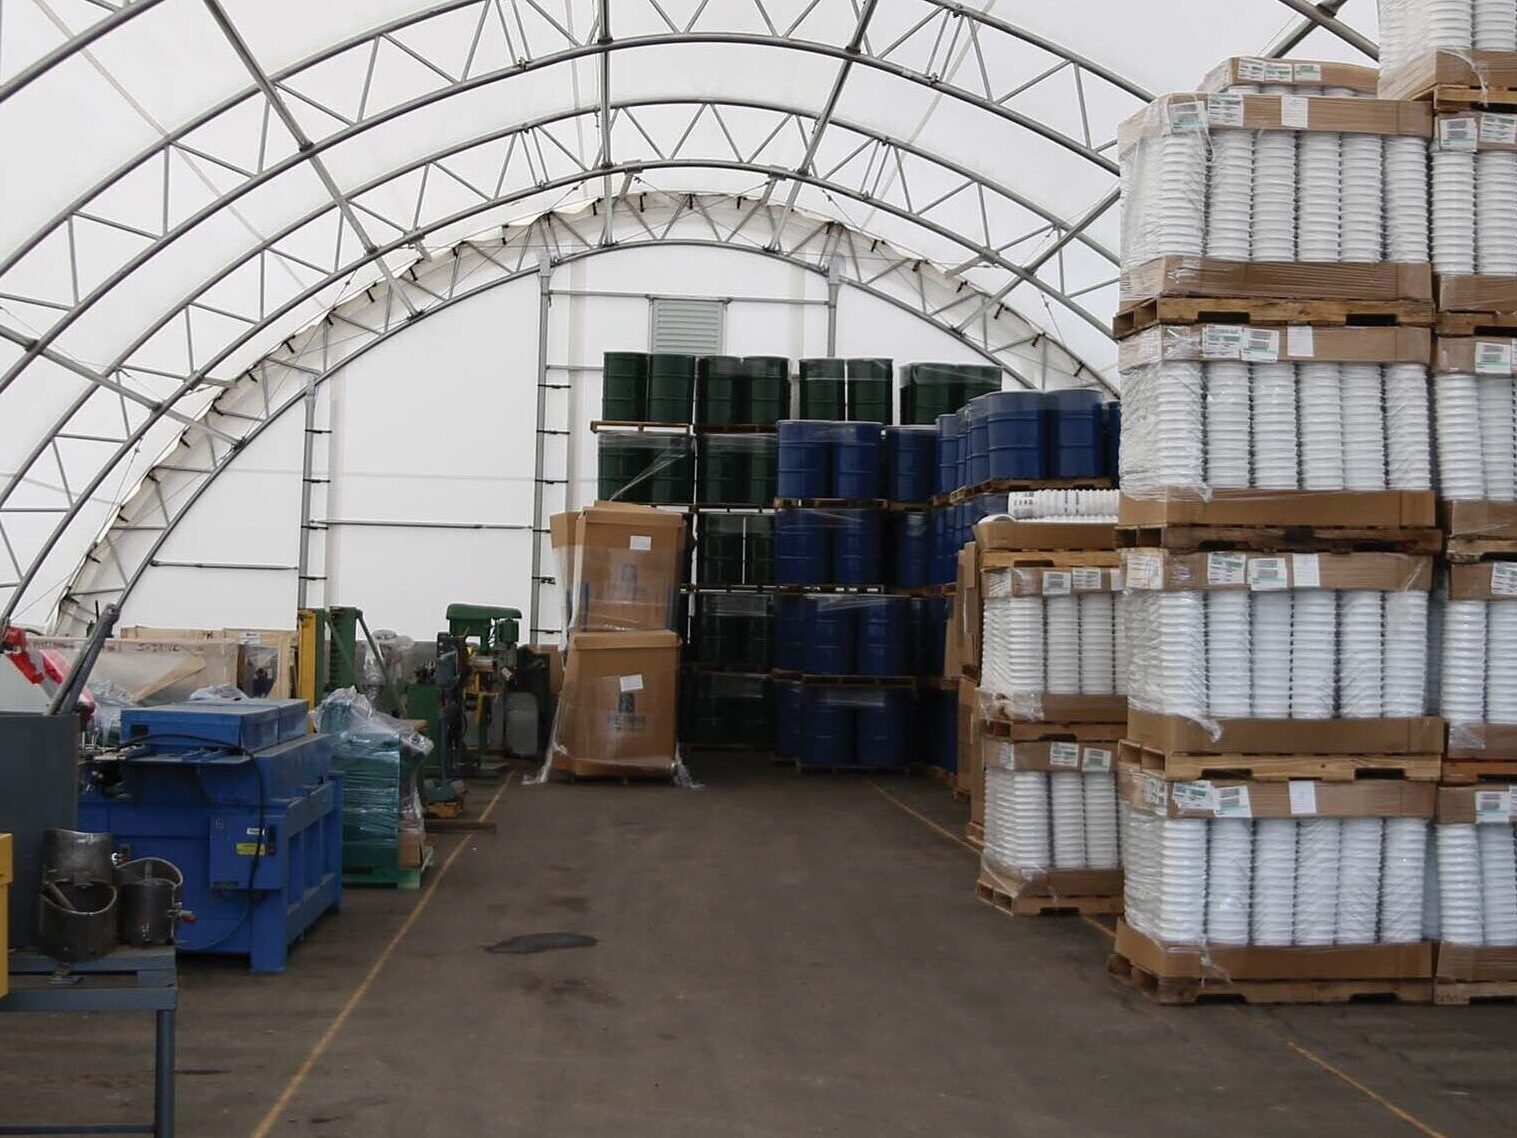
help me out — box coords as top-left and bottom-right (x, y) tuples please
(296, 606), (402, 713)
(410, 604), (522, 782)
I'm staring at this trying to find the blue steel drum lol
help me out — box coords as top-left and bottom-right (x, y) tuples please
(832, 507), (883, 586)
(777, 420), (833, 499)
(931, 507), (954, 585)
(935, 412), (963, 495)
(804, 595), (858, 675)
(1105, 401), (1122, 486)
(856, 595), (913, 677)
(963, 395), (992, 487)
(774, 593), (808, 671)
(800, 686), (855, 767)
(855, 688), (913, 768)
(885, 425), (937, 503)
(832, 421), (883, 500)
(774, 680), (804, 760)
(892, 510), (931, 589)
(775, 507), (831, 585)
(1048, 389), (1106, 479)
(984, 390), (1050, 480)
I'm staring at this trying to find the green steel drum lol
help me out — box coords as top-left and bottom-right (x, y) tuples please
(905, 362), (962, 425)
(645, 435), (695, 504)
(597, 434), (651, 503)
(648, 353), (696, 423)
(697, 434), (750, 505)
(846, 357), (893, 424)
(683, 673), (774, 749)
(601, 351), (649, 421)
(692, 594), (772, 670)
(798, 357), (846, 419)
(748, 514), (775, 584)
(697, 355), (747, 426)
(746, 435), (779, 505)
(960, 363), (1001, 404)
(697, 514), (746, 585)
(744, 356), (791, 425)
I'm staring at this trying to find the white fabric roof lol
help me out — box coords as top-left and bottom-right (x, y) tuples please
(0, 0), (1378, 630)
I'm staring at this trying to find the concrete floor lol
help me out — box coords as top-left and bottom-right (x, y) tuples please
(3, 756), (1517, 1137)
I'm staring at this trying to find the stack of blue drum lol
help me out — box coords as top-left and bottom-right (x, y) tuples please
(934, 389), (1120, 497)
(773, 683), (917, 770)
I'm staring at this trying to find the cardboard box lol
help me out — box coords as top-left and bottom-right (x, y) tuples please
(1436, 783), (1517, 824)
(1119, 255), (1434, 310)
(1126, 707), (1446, 756)
(978, 561), (1121, 596)
(1378, 50), (1517, 101)
(1118, 488), (1438, 529)
(1200, 57), (1378, 95)
(974, 518), (1116, 553)
(1120, 324), (1431, 371)
(983, 735), (1119, 774)
(1119, 760), (1436, 819)
(553, 503), (685, 633)
(957, 675), (982, 820)
(1434, 335), (1517, 376)
(1437, 274), (1517, 313)
(1436, 941), (1517, 983)
(528, 643), (565, 695)
(984, 691), (1129, 724)
(552, 630), (680, 776)
(1122, 548), (1434, 593)
(1115, 919), (1433, 982)
(954, 542), (981, 678)
(1120, 94), (1433, 154)
(1447, 562), (1517, 601)
(1441, 499), (1517, 542)
(978, 863), (1123, 906)
(1447, 722), (1517, 759)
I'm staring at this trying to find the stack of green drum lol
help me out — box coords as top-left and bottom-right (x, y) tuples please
(798, 358), (846, 418)
(696, 513), (774, 586)
(796, 357), (894, 421)
(696, 435), (778, 506)
(680, 673), (775, 750)
(597, 433), (694, 504)
(695, 355), (791, 426)
(846, 357), (893, 423)
(601, 351), (697, 424)
(690, 593), (773, 671)
(900, 362), (1001, 425)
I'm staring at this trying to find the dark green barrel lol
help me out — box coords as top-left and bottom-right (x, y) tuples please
(960, 363), (1001, 405)
(648, 353), (696, 423)
(747, 513), (775, 584)
(905, 362), (962, 425)
(644, 435), (695, 504)
(692, 594), (772, 671)
(697, 355), (747, 427)
(745, 356), (791, 425)
(798, 358), (846, 419)
(597, 434), (651, 503)
(682, 673), (774, 749)
(846, 357), (893, 424)
(696, 513), (773, 586)
(601, 351), (649, 421)
(697, 434), (750, 506)
(746, 436), (778, 505)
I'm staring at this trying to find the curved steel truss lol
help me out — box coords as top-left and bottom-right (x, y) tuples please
(51, 191), (1093, 632)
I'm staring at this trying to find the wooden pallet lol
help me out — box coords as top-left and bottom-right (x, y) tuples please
(1131, 748), (1442, 783)
(795, 673), (919, 687)
(1436, 311), (1517, 336)
(774, 497), (889, 510)
(794, 762), (908, 775)
(884, 499), (932, 512)
(979, 549), (1121, 572)
(911, 762), (958, 787)
(772, 584), (891, 594)
(1440, 759), (1517, 784)
(1427, 85), (1517, 113)
(965, 820), (984, 848)
(681, 661), (772, 676)
(976, 879), (1122, 918)
(1113, 295), (1435, 340)
(1116, 523), (1443, 556)
(692, 500), (777, 511)
(591, 419), (692, 433)
(1108, 953), (1433, 1006)
(1434, 980), (1517, 1006)
(344, 842), (434, 891)
(1445, 537), (1517, 564)
(695, 423), (780, 434)
(948, 477), (1114, 505)
(980, 719), (1125, 744)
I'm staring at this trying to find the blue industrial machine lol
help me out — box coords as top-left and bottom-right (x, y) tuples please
(78, 700), (342, 974)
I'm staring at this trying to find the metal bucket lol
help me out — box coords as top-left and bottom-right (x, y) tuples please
(118, 877), (178, 947)
(42, 828), (114, 885)
(38, 881), (119, 963)
(115, 856), (184, 902)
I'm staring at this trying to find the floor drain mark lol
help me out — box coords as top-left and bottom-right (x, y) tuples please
(485, 932), (598, 955)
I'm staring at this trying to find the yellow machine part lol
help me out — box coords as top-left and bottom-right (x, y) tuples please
(0, 833), (10, 998)
(295, 609), (319, 707)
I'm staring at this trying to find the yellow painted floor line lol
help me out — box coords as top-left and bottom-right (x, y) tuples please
(249, 772), (516, 1138)
(868, 774), (1449, 1138)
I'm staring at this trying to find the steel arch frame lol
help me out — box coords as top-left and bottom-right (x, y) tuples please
(53, 192), (1095, 631)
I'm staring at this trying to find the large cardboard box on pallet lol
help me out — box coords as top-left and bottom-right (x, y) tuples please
(551, 630), (680, 778)
(551, 503), (685, 634)
(1201, 57), (1378, 96)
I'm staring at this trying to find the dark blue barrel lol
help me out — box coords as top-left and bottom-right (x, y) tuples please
(774, 679), (804, 760)
(931, 508), (954, 585)
(885, 426), (936, 503)
(833, 508), (883, 586)
(964, 395), (992, 487)
(921, 594), (949, 676)
(985, 390), (1050, 480)
(832, 422), (883, 500)
(1105, 401), (1121, 486)
(1049, 389), (1106, 478)
(955, 500), (973, 555)
(777, 420), (833, 499)
(801, 686), (854, 767)
(892, 510), (931, 588)
(856, 595), (913, 677)
(935, 413), (963, 495)
(775, 508), (831, 585)
(774, 593), (807, 671)
(856, 688), (913, 768)
(804, 595), (858, 675)
(930, 687), (958, 773)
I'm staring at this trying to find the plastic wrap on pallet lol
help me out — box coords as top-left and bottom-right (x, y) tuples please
(552, 504), (685, 634)
(1435, 784), (1517, 948)
(1122, 548), (1434, 734)
(314, 687), (429, 866)
(774, 504), (890, 587)
(1119, 92), (1432, 293)
(1377, 4), (1517, 100)
(981, 737), (1121, 887)
(776, 419), (886, 501)
(681, 671), (774, 751)
(1002, 489), (1119, 522)
(1117, 324), (1433, 500)
(596, 432), (695, 505)
(1120, 760), (1434, 950)
(1430, 338), (1517, 522)
(1427, 113), (1517, 302)
(1436, 563), (1517, 753)
(695, 433), (779, 507)
(978, 563), (1128, 720)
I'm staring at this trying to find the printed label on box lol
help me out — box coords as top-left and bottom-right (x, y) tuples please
(1125, 550), (1162, 590)
(1142, 773), (1168, 808)
(1263, 61), (1295, 84)
(1072, 567), (1105, 591)
(1082, 746), (1113, 773)
(1293, 63), (1323, 83)
(1201, 324), (1244, 359)
(995, 740), (1016, 769)
(1207, 552), (1247, 586)
(629, 534), (653, 551)
(1171, 780), (1216, 812)
(1288, 780), (1319, 816)
(1207, 93), (1245, 128)
(1481, 112), (1517, 145)
(1279, 95), (1309, 129)
(1042, 570), (1073, 596)
(1241, 328), (1280, 362)
(1049, 741), (1080, 769)
(1475, 789), (1513, 823)
(1286, 326), (1315, 358)
(1292, 553), (1321, 589)
(1440, 115), (1479, 150)
(1237, 58), (1268, 82)
(1167, 99), (1207, 132)
(1214, 784), (1252, 817)
(1492, 563), (1517, 597)
(1247, 557), (1289, 590)
(1110, 569), (1124, 591)
(1476, 339), (1514, 375)
(618, 674), (644, 693)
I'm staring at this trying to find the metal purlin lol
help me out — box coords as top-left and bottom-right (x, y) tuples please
(54, 192), (1096, 632)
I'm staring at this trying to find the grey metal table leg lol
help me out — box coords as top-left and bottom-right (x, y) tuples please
(154, 1008), (175, 1138)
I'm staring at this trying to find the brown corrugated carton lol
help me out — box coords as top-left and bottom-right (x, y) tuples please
(552, 630), (680, 776)
(553, 503), (685, 632)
